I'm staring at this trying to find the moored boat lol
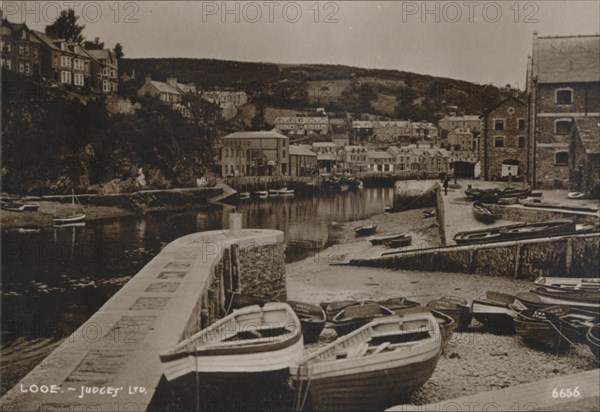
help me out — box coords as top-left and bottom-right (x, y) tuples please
(586, 324), (600, 361)
(567, 192), (586, 199)
(268, 188), (280, 196)
(53, 190), (86, 226)
(453, 223), (526, 245)
(290, 312), (442, 411)
(253, 190), (269, 198)
(426, 296), (472, 330)
(472, 201), (497, 224)
(238, 191), (250, 199)
(471, 291), (516, 333)
(1, 202), (25, 212)
(288, 300), (327, 344)
(278, 188), (294, 195)
(370, 233), (411, 246)
(354, 224), (377, 237)
(22, 203), (40, 212)
(513, 306), (572, 353)
(332, 302), (394, 336)
(159, 302), (303, 382)
(387, 235), (413, 248)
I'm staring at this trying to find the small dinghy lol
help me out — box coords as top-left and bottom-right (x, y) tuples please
(568, 192), (586, 199)
(530, 287), (600, 312)
(427, 296), (472, 330)
(387, 235), (412, 248)
(268, 188), (280, 196)
(322, 300), (360, 322)
(332, 302), (394, 336)
(471, 291), (516, 333)
(290, 312), (442, 411)
(253, 190), (269, 198)
(498, 219), (576, 240)
(501, 187), (531, 199)
(1, 202), (25, 212)
(472, 201), (496, 224)
(586, 324), (600, 361)
(369, 233), (411, 246)
(394, 306), (455, 346)
(377, 297), (420, 312)
(288, 300), (327, 344)
(159, 303), (303, 383)
(238, 191), (251, 199)
(353, 224), (377, 237)
(453, 223), (525, 245)
(514, 306), (572, 353)
(278, 188), (295, 195)
(53, 190), (86, 226)
(533, 277), (600, 292)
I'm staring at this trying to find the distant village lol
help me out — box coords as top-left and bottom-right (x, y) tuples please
(2, 13), (598, 196)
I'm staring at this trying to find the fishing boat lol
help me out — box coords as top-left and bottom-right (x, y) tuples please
(453, 223), (526, 245)
(22, 203), (40, 211)
(377, 297), (420, 312)
(387, 235), (413, 248)
(567, 192), (586, 199)
(354, 224), (377, 237)
(291, 312), (442, 411)
(523, 201), (598, 213)
(471, 291), (516, 333)
(501, 187), (531, 198)
(323, 300), (360, 322)
(426, 296), (472, 330)
(586, 324), (600, 361)
(53, 191), (85, 226)
(514, 306), (572, 353)
(369, 233), (410, 246)
(531, 287), (600, 312)
(288, 300), (327, 344)
(332, 302), (394, 336)
(268, 188), (280, 196)
(498, 219), (576, 240)
(159, 303), (303, 383)
(472, 201), (497, 224)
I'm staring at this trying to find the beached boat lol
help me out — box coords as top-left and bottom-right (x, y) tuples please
(354, 224), (377, 237)
(426, 296), (472, 330)
(453, 223), (526, 245)
(586, 325), (600, 360)
(534, 277), (600, 292)
(498, 219), (576, 240)
(471, 291), (516, 333)
(288, 300), (327, 344)
(501, 187), (531, 198)
(332, 302), (394, 336)
(472, 201), (497, 224)
(159, 303), (303, 383)
(514, 291), (550, 310)
(556, 311), (598, 344)
(531, 287), (600, 312)
(370, 233), (410, 246)
(322, 300), (360, 321)
(230, 292), (269, 310)
(278, 188), (294, 195)
(378, 297), (420, 312)
(290, 312), (442, 411)
(568, 192), (587, 199)
(53, 190), (86, 226)
(522, 201), (598, 213)
(514, 306), (572, 353)
(387, 235), (412, 248)
(22, 203), (40, 211)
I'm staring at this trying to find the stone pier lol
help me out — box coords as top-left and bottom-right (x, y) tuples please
(0, 228), (285, 411)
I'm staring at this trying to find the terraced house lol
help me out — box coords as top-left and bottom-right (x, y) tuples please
(526, 33), (600, 190)
(274, 116), (329, 137)
(1, 20), (41, 76)
(86, 49), (118, 94)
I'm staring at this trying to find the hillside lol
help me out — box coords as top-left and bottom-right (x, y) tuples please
(120, 58), (510, 120)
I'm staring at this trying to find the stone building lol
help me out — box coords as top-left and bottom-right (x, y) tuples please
(85, 49), (118, 94)
(367, 150), (396, 172)
(273, 116), (329, 137)
(218, 130), (289, 177)
(1, 20), (41, 76)
(341, 145), (368, 173)
(448, 128), (476, 152)
(480, 96), (528, 181)
(570, 118), (600, 195)
(526, 33), (600, 189)
(289, 145), (317, 176)
(438, 115), (481, 133)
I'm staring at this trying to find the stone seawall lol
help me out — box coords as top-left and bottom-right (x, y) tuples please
(0, 229), (285, 412)
(350, 233), (599, 280)
(488, 204), (599, 225)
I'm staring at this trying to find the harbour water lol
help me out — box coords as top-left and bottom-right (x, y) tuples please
(0, 187), (394, 395)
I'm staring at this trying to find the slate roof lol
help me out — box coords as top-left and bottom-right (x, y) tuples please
(575, 117), (600, 155)
(533, 35), (600, 83)
(289, 145), (317, 157)
(223, 131), (288, 139)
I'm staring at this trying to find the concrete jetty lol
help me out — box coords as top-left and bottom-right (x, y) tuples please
(387, 368), (600, 411)
(0, 223), (285, 411)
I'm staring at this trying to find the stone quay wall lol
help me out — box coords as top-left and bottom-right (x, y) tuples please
(0, 229), (285, 412)
(488, 204), (599, 225)
(350, 233), (599, 280)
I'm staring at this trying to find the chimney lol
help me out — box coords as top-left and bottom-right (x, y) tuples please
(145, 74), (152, 84)
(167, 77), (177, 88)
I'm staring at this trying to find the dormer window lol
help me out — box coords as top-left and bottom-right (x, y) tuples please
(556, 88), (573, 105)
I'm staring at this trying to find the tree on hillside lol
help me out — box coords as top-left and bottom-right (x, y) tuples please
(83, 37), (104, 50)
(113, 43), (124, 60)
(45, 9), (85, 43)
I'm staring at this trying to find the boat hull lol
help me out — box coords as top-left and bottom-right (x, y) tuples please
(472, 201), (496, 224)
(53, 213), (86, 225)
(296, 348), (440, 411)
(471, 299), (514, 333)
(514, 317), (570, 353)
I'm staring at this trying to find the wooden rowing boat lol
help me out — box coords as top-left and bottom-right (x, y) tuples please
(471, 291), (516, 333)
(288, 300), (327, 344)
(531, 287), (600, 312)
(354, 224), (377, 237)
(501, 187), (531, 198)
(533, 277), (600, 292)
(290, 312), (442, 411)
(1, 202), (25, 212)
(498, 219), (576, 240)
(472, 201), (497, 224)
(332, 302), (394, 336)
(377, 297), (420, 312)
(369, 233), (410, 246)
(522, 201), (598, 213)
(426, 296), (472, 330)
(159, 303), (303, 382)
(322, 300), (360, 322)
(387, 235), (412, 248)
(586, 324), (600, 361)
(453, 223), (526, 245)
(568, 192), (587, 199)
(514, 306), (572, 353)
(53, 190), (86, 226)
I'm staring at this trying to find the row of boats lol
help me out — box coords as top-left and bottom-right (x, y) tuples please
(238, 187), (295, 199)
(353, 224), (414, 248)
(1, 192), (86, 226)
(465, 186), (534, 204)
(159, 295), (465, 411)
(453, 219), (596, 245)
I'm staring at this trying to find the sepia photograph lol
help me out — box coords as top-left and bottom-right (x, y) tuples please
(1, 1), (599, 411)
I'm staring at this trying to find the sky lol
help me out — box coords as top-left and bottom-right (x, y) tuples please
(5, 1), (600, 87)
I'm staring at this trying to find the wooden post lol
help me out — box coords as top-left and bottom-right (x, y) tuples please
(513, 243), (522, 279)
(565, 238), (573, 276)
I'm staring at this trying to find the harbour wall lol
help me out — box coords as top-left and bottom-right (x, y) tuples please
(0, 225), (286, 411)
(487, 204), (599, 225)
(349, 233), (600, 280)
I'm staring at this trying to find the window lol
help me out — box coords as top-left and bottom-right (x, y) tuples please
(18, 61), (24, 72)
(103, 80), (110, 92)
(74, 73), (84, 86)
(73, 59), (83, 70)
(102, 67), (109, 76)
(24, 62), (30, 74)
(518, 136), (525, 148)
(32, 46), (38, 57)
(18, 44), (24, 55)
(556, 89), (572, 105)
(53, 55), (58, 66)
(24, 44), (29, 55)
(494, 119), (505, 131)
(61, 56), (71, 68)
(555, 120), (572, 134)
(518, 119), (525, 130)
(555, 152), (569, 166)
(494, 136), (504, 148)
(61, 70), (71, 84)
